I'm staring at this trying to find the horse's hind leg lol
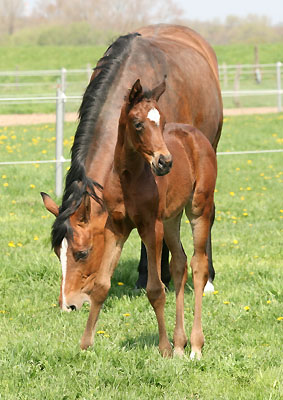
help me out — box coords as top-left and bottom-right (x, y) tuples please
(186, 199), (213, 360)
(135, 241), (170, 289)
(163, 213), (188, 357)
(140, 220), (172, 357)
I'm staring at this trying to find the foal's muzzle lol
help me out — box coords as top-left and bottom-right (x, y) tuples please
(152, 153), (173, 176)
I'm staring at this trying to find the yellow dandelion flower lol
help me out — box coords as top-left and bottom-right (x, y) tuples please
(246, 187), (252, 191)
(51, 304), (57, 307)
(8, 241), (16, 247)
(262, 187), (267, 191)
(233, 239), (238, 244)
(202, 293), (205, 297)
(97, 330), (105, 334)
(214, 188), (218, 192)
(17, 243), (23, 247)
(266, 300), (271, 304)
(244, 306), (250, 311)
(123, 313), (130, 317)
(42, 150), (47, 154)
(236, 167), (240, 171)
(3, 182), (8, 187)
(277, 317), (283, 321)
(243, 212), (248, 216)
(30, 184), (35, 189)
(34, 235), (39, 241)
(104, 334), (110, 338)
(240, 196), (245, 200)
(223, 301), (230, 305)
(213, 291), (219, 295)
(117, 282), (124, 286)
(185, 220), (190, 223)
(229, 191), (235, 196)
(2, 174), (7, 179)
(11, 200), (16, 204)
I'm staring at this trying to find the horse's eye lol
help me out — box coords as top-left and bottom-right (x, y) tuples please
(74, 250), (89, 262)
(133, 121), (144, 131)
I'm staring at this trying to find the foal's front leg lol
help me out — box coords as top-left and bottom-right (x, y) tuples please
(81, 219), (128, 350)
(140, 220), (172, 357)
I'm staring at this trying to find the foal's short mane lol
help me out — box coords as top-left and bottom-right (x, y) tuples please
(52, 32), (141, 248)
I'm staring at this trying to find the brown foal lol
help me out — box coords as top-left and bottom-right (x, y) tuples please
(80, 79), (217, 359)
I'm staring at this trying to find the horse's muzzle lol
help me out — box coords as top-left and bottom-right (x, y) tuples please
(152, 153), (173, 176)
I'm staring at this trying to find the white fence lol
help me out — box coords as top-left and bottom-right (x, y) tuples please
(0, 63), (282, 197)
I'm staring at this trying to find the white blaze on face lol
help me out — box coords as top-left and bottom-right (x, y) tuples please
(60, 238), (68, 308)
(147, 108), (160, 126)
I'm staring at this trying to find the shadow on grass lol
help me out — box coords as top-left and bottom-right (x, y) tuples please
(119, 332), (160, 351)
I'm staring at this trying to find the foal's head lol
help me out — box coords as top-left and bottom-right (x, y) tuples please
(121, 79), (172, 176)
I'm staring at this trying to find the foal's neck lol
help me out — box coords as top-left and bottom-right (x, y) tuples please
(114, 122), (147, 179)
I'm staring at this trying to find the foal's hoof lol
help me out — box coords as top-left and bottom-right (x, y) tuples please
(80, 337), (93, 351)
(189, 350), (202, 361)
(174, 347), (185, 357)
(160, 346), (173, 358)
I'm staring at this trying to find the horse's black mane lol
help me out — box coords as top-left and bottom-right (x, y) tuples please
(52, 32), (141, 248)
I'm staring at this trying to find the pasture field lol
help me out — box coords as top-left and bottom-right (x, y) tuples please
(0, 114), (283, 399)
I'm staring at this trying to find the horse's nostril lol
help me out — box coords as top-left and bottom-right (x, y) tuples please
(69, 305), (77, 311)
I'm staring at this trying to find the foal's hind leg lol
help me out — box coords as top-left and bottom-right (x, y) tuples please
(186, 200), (213, 360)
(204, 203), (216, 293)
(163, 213), (188, 357)
(139, 220), (172, 357)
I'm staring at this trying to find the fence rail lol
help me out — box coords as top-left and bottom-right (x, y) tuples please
(0, 63), (282, 196)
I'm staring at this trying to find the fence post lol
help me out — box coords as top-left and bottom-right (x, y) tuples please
(55, 86), (65, 197)
(276, 62), (282, 112)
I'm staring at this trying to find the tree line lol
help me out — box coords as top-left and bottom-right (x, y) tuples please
(0, 0), (282, 46)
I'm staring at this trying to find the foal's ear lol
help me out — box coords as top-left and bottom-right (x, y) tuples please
(76, 193), (91, 224)
(151, 79), (166, 102)
(128, 79), (143, 109)
(40, 192), (59, 217)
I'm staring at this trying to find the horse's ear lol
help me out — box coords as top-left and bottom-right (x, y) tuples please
(151, 79), (166, 102)
(76, 193), (91, 224)
(128, 79), (143, 109)
(41, 192), (59, 217)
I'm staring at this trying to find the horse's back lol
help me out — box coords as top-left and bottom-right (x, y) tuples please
(137, 24), (219, 82)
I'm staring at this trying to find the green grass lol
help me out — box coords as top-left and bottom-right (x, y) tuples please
(0, 114), (283, 399)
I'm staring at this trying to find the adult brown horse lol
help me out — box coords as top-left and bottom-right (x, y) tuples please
(41, 24), (222, 336)
(79, 78), (217, 358)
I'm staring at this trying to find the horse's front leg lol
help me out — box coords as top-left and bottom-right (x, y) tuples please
(80, 218), (129, 350)
(140, 220), (172, 357)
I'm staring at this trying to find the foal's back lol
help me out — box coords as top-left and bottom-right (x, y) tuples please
(159, 123), (217, 220)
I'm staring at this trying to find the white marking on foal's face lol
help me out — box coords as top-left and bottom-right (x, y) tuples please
(60, 238), (68, 310)
(147, 108), (160, 126)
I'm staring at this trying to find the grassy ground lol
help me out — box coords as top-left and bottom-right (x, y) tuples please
(0, 114), (283, 399)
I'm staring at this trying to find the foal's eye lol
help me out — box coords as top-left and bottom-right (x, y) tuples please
(133, 121), (144, 131)
(74, 250), (89, 262)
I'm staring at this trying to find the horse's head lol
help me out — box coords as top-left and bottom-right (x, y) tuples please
(41, 191), (106, 311)
(122, 78), (172, 176)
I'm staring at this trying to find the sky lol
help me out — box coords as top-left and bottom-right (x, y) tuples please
(25, 0), (283, 24)
(175, 0), (283, 24)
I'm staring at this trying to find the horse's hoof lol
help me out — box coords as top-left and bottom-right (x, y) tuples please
(80, 337), (93, 350)
(190, 350), (202, 360)
(204, 280), (214, 293)
(160, 346), (173, 358)
(174, 347), (185, 357)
